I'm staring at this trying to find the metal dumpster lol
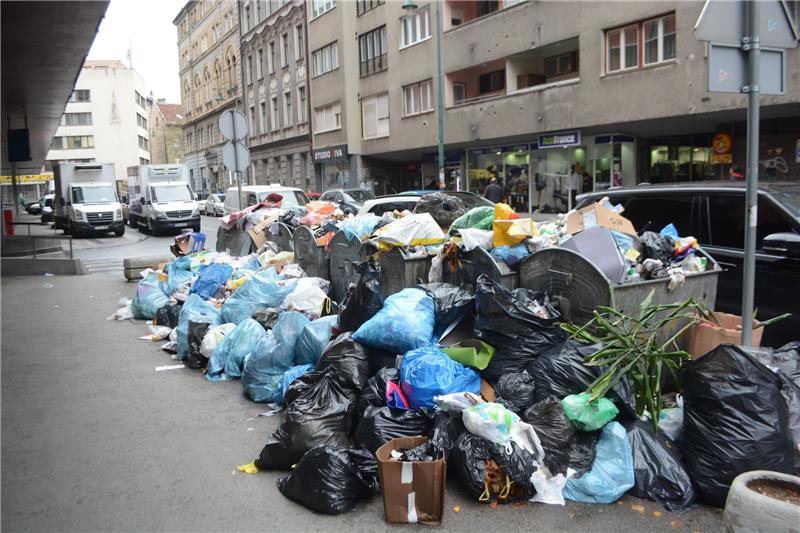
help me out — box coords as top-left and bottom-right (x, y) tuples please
(518, 248), (720, 325)
(293, 225), (329, 280)
(378, 248), (432, 298)
(328, 231), (368, 302)
(442, 247), (519, 291)
(266, 222), (294, 252)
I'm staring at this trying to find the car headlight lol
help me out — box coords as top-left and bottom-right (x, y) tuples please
(191, 207), (200, 217)
(74, 210), (84, 221)
(153, 208), (166, 220)
(115, 209), (122, 219)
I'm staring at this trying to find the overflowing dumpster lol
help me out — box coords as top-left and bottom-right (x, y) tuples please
(328, 231), (368, 303)
(442, 247), (519, 291)
(377, 248), (432, 298)
(267, 222), (295, 252)
(293, 225), (330, 280)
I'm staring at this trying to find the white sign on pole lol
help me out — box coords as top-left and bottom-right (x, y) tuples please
(695, 0), (799, 47)
(222, 141), (250, 172)
(708, 43), (786, 94)
(219, 109), (249, 141)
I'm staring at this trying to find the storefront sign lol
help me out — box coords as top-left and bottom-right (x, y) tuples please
(711, 132), (733, 164)
(312, 144), (348, 163)
(0, 173), (52, 184)
(538, 131), (581, 149)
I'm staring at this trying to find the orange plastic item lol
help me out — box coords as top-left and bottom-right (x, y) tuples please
(316, 231), (335, 247)
(306, 200), (336, 215)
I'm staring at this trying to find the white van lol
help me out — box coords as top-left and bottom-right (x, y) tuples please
(53, 163), (125, 237)
(223, 184), (309, 215)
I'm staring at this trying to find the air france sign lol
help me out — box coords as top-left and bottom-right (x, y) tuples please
(538, 131), (581, 149)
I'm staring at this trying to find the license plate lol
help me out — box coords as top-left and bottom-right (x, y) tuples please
(95, 225), (108, 230)
(174, 222), (188, 227)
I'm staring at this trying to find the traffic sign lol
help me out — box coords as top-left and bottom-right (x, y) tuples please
(708, 43), (785, 94)
(222, 141), (250, 173)
(695, 0), (798, 48)
(219, 109), (248, 141)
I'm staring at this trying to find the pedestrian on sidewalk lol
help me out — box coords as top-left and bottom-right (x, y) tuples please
(729, 165), (745, 180)
(484, 177), (504, 204)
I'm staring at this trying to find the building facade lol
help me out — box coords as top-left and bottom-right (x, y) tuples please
(240, 0), (312, 190)
(308, 0), (800, 211)
(45, 60), (151, 182)
(174, 0), (242, 195)
(147, 99), (185, 164)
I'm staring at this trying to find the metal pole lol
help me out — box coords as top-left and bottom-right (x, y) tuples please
(741, 0), (760, 346)
(435, 0), (445, 188)
(235, 0), (247, 209)
(11, 162), (19, 217)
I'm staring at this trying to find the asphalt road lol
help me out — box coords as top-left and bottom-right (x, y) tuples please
(0, 272), (725, 531)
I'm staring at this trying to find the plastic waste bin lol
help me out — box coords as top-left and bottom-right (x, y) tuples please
(267, 221), (294, 252)
(328, 230), (368, 302)
(378, 248), (432, 298)
(293, 225), (330, 280)
(518, 248), (720, 325)
(443, 247), (519, 291)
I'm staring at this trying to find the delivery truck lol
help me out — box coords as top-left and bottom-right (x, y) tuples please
(53, 163), (125, 237)
(127, 164), (200, 235)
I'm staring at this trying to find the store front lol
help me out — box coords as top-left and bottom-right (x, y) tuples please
(637, 134), (716, 183)
(421, 151), (462, 191)
(312, 144), (352, 192)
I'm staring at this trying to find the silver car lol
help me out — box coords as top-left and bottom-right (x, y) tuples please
(204, 193), (225, 216)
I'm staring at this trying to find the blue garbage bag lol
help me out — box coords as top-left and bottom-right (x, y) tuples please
(400, 345), (481, 409)
(244, 256), (262, 271)
(160, 256), (195, 296)
(274, 364), (315, 406)
(131, 273), (169, 319)
(295, 315), (338, 365)
(564, 421), (635, 504)
(353, 288), (435, 354)
(190, 263), (234, 300)
(490, 243), (530, 269)
(241, 312), (309, 400)
(221, 267), (296, 324)
(340, 214), (381, 241)
(207, 319), (270, 381)
(176, 294), (222, 360)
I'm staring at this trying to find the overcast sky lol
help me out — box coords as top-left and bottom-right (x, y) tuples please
(88, 0), (186, 104)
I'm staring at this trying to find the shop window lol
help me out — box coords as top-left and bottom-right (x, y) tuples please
(359, 26), (387, 77)
(362, 92), (389, 139)
(606, 13), (675, 74)
(479, 70), (505, 94)
(403, 79), (433, 117)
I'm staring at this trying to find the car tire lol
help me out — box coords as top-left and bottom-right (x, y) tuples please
(114, 226), (125, 237)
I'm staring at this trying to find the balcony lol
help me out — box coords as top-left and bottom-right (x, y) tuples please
(443, 1), (502, 30)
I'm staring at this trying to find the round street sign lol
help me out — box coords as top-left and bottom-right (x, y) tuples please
(219, 109), (249, 141)
(222, 141), (251, 172)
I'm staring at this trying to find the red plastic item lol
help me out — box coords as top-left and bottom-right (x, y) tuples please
(3, 209), (13, 236)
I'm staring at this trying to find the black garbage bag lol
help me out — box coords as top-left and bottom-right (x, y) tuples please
(529, 340), (637, 419)
(155, 302), (182, 328)
(474, 275), (566, 383)
(356, 367), (400, 419)
(640, 231), (674, 264)
(568, 430), (600, 477)
(256, 370), (358, 470)
(494, 372), (536, 415)
(355, 405), (433, 453)
(365, 345), (398, 374)
(399, 411), (465, 462)
(186, 320), (211, 370)
(277, 446), (378, 515)
(625, 420), (696, 512)
(315, 332), (370, 390)
(418, 282), (475, 329)
(338, 260), (383, 332)
(252, 308), (281, 331)
(282, 370), (324, 408)
(451, 432), (538, 503)
(680, 344), (794, 507)
(278, 210), (300, 229)
(523, 396), (575, 475)
(413, 192), (465, 227)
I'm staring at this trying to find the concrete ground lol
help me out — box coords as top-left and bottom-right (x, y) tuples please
(1, 273), (724, 532)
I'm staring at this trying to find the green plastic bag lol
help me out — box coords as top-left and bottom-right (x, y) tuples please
(442, 339), (495, 370)
(562, 392), (619, 431)
(449, 206), (494, 236)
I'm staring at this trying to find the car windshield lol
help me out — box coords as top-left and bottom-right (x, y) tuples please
(214, 194), (225, 201)
(770, 190), (800, 218)
(71, 185), (117, 204)
(344, 190), (374, 203)
(151, 184), (193, 203)
(451, 192), (494, 209)
(258, 190), (308, 207)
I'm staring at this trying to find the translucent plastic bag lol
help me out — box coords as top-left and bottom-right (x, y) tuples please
(295, 316), (338, 365)
(340, 214), (380, 241)
(371, 213), (446, 250)
(200, 322), (236, 357)
(274, 364), (315, 406)
(281, 284), (328, 319)
(353, 288), (435, 354)
(207, 318), (270, 381)
(462, 402), (545, 462)
(563, 421), (634, 504)
(160, 257), (195, 296)
(449, 206), (494, 235)
(190, 263), (233, 300)
(562, 393), (620, 432)
(399, 345), (480, 409)
(131, 273), (169, 319)
(221, 268), (296, 324)
(176, 294), (221, 360)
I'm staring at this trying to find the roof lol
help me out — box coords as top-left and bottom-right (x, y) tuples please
(83, 59), (127, 69)
(158, 103), (184, 124)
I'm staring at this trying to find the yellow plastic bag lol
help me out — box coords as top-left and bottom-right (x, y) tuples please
(373, 213), (446, 250)
(494, 203), (516, 221)
(493, 218), (538, 248)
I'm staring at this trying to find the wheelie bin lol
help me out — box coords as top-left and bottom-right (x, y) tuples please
(266, 221), (294, 252)
(328, 230), (368, 302)
(293, 225), (330, 280)
(378, 248), (432, 298)
(442, 247), (519, 290)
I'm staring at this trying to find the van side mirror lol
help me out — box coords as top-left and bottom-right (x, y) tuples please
(762, 232), (800, 259)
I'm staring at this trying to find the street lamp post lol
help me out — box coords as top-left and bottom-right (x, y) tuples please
(404, 0), (445, 188)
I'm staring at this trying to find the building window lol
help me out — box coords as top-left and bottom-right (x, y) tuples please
(138, 135), (149, 151)
(314, 102), (341, 133)
(477, 1), (500, 17)
(478, 70), (505, 93)
(544, 51), (578, 78)
(140, 157), (150, 165)
(361, 92), (389, 139)
(255, 0), (262, 22)
(606, 24), (639, 72)
(643, 14), (676, 65)
(357, 0), (383, 16)
(311, 42), (338, 77)
(136, 114), (148, 129)
(260, 101), (267, 133)
(294, 24), (304, 60)
(59, 135), (95, 149)
(271, 96), (279, 131)
(244, 4), (251, 32)
(135, 91), (147, 108)
(283, 91), (293, 127)
(249, 105), (257, 134)
(281, 33), (289, 67)
(606, 14), (675, 74)
(311, 0), (336, 18)
(269, 41), (276, 73)
(298, 86), (307, 123)
(358, 26), (387, 77)
(287, 154), (294, 183)
(453, 82), (466, 104)
(256, 48), (264, 79)
(402, 79), (433, 117)
(400, 7), (430, 48)
(246, 55), (253, 85)
(62, 112), (93, 126)
(68, 89), (91, 103)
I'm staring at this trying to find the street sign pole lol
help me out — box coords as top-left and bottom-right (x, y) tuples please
(741, 1), (760, 346)
(232, 113), (242, 211)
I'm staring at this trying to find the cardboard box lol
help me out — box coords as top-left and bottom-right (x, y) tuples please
(376, 436), (446, 525)
(685, 311), (764, 358)
(247, 216), (276, 249)
(565, 200), (637, 237)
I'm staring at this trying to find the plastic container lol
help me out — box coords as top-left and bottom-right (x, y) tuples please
(293, 225), (330, 280)
(442, 247), (519, 291)
(378, 248), (432, 298)
(328, 230), (368, 303)
(267, 221), (295, 252)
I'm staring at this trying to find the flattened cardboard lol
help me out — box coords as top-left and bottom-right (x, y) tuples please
(480, 379), (496, 402)
(686, 312), (763, 358)
(565, 201), (637, 237)
(376, 436), (446, 525)
(247, 216), (276, 249)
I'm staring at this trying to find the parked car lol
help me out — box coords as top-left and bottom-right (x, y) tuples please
(204, 193), (225, 216)
(306, 192), (321, 201)
(40, 195), (55, 223)
(26, 195), (47, 215)
(398, 190), (495, 210)
(223, 184), (309, 216)
(576, 181), (800, 348)
(320, 188), (375, 214)
(362, 195), (421, 215)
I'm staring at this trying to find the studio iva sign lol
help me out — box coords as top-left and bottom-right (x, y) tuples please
(538, 130), (581, 149)
(312, 144), (348, 162)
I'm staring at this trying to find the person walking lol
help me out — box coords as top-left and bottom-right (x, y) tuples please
(484, 177), (504, 204)
(729, 165), (745, 180)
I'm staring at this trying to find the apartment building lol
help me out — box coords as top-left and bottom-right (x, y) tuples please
(308, 0), (799, 210)
(147, 99), (185, 164)
(240, 0), (312, 189)
(174, 0), (242, 194)
(45, 60), (151, 182)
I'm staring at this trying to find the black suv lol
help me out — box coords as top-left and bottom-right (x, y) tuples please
(576, 181), (799, 348)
